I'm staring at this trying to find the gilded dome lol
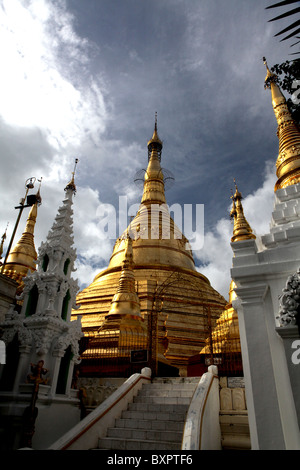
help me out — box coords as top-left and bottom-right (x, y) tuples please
(74, 119), (226, 376)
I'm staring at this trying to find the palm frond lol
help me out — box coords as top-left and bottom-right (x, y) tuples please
(266, 0), (300, 53)
(274, 19), (300, 37)
(266, 0), (300, 9)
(279, 26), (300, 41)
(291, 38), (300, 47)
(268, 7), (300, 21)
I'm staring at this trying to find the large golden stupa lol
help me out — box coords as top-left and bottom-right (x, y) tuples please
(73, 118), (226, 377)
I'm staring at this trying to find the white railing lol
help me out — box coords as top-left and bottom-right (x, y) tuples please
(48, 367), (152, 450)
(181, 365), (221, 450)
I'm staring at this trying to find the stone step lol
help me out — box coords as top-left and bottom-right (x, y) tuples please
(152, 377), (200, 384)
(106, 427), (183, 443)
(115, 417), (184, 431)
(133, 394), (191, 405)
(128, 402), (189, 414)
(142, 382), (197, 391)
(98, 437), (181, 451)
(121, 409), (187, 422)
(138, 387), (195, 398)
(96, 379), (197, 451)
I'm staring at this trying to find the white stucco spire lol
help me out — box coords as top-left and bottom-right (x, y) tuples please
(0, 162), (82, 413)
(42, 160), (78, 258)
(18, 159), (80, 322)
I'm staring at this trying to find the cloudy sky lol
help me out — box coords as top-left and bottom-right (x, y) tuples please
(0, 0), (295, 299)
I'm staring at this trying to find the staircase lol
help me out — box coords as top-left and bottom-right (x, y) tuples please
(97, 377), (199, 451)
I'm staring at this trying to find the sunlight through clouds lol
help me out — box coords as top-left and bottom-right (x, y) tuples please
(0, 0), (106, 149)
(0, 0), (109, 289)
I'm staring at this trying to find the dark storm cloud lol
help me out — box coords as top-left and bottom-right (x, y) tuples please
(67, 0), (284, 204)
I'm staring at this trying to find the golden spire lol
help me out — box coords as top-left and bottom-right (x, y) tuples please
(105, 116), (196, 272)
(147, 112), (163, 153)
(2, 199), (39, 289)
(141, 113), (166, 206)
(230, 181), (256, 243)
(263, 57), (300, 191)
(65, 158), (78, 193)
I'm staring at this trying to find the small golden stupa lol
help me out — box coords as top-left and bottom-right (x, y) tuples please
(197, 182), (255, 376)
(230, 181), (256, 243)
(1, 186), (41, 294)
(81, 232), (148, 376)
(263, 57), (300, 191)
(198, 280), (241, 374)
(73, 117), (226, 377)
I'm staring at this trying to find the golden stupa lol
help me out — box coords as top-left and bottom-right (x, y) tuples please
(230, 181), (256, 243)
(263, 58), (300, 191)
(199, 280), (241, 374)
(198, 183), (255, 376)
(81, 232), (149, 377)
(1, 189), (41, 295)
(73, 118), (226, 377)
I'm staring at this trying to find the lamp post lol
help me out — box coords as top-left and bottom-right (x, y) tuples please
(1, 177), (37, 274)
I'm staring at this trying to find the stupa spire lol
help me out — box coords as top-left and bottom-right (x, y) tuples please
(105, 232), (142, 320)
(19, 161), (80, 322)
(2, 184), (42, 290)
(43, 160), (78, 253)
(141, 113), (166, 205)
(147, 112), (163, 155)
(230, 181), (256, 243)
(263, 57), (300, 191)
(64, 158), (78, 193)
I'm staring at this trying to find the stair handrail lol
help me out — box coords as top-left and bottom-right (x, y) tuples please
(47, 367), (152, 450)
(181, 365), (221, 450)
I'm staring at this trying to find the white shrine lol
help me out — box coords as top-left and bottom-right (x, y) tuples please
(231, 61), (300, 450)
(0, 163), (83, 450)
